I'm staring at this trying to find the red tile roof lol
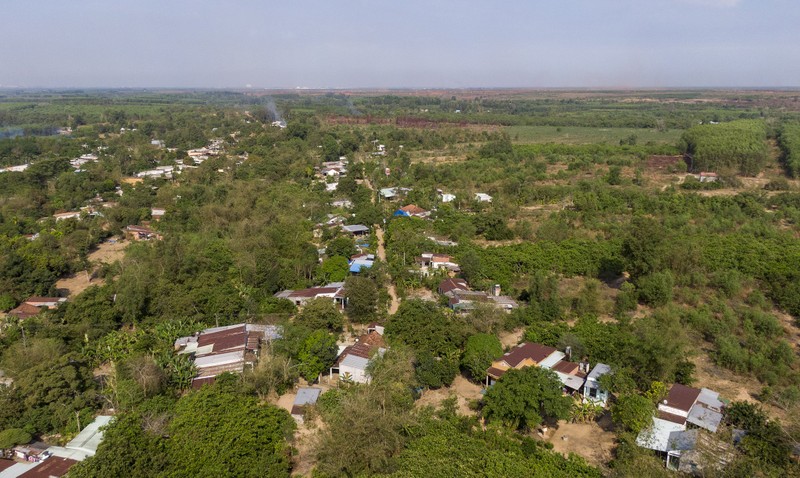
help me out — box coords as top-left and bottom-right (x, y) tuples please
(400, 204), (427, 215)
(438, 278), (469, 295)
(8, 302), (42, 319)
(501, 342), (557, 368)
(663, 383), (701, 412)
(336, 332), (386, 364)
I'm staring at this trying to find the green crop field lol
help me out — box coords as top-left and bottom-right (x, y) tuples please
(505, 125), (683, 145)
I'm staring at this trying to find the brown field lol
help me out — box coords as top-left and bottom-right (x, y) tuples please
(55, 239), (129, 298)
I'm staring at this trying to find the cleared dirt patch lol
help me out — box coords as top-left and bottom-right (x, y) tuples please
(415, 375), (484, 416)
(691, 353), (756, 404)
(546, 416), (616, 470)
(499, 328), (525, 348)
(55, 239), (129, 298)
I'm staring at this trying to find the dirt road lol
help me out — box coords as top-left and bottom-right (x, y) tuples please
(355, 156), (400, 315)
(375, 226), (400, 314)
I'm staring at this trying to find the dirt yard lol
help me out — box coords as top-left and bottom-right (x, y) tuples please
(55, 238), (129, 298)
(546, 416), (616, 470)
(415, 375), (484, 416)
(498, 328), (525, 348)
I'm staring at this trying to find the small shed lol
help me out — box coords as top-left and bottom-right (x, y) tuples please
(291, 388), (322, 423)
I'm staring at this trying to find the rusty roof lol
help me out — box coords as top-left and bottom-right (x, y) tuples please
(18, 457), (78, 478)
(197, 324), (247, 354)
(664, 383), (702, 413)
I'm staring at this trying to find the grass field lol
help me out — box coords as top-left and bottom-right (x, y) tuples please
(505, 125), (683, 145)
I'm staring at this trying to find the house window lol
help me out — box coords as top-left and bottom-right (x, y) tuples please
(589, 387), (597, 398)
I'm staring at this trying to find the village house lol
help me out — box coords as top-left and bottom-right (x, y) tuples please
(8, 297), (67, 320)
(136, 165), (175, 179)
(438, 279), (518, 312)
(349, 253), (375, 273)
(380, 187), (411, 201)
(583, 362), (612, 406)
(394, 204), (430, 218)
(174, 323), (281, 389)
(319, 160), (347, 178)
(341, 224), (370, 237)
(426, 236), (458, 247)
(151, 207), (166, 219)
(291, 387), (322, 423)
(329, 330), (387, 384)
(486, 342), (588, 393)
(697, 171), (718, 183)
(4, 415), (112, 477)
(415, 253), (460, 275)
(331, 199), (353, 209)
(439, 192), (456, 203)
(53, 211), (82, 221)
(636, 383), (726, 460)
(474, 193), (493, 203)
(124, 224), (162, 241)
(275, 283), (347, 309)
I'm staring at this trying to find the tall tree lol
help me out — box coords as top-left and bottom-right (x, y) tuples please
(482, 366), (571, 431)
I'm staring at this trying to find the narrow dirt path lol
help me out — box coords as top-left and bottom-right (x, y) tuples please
(355, 156), (400, 315)
(375, 226), (400, 314)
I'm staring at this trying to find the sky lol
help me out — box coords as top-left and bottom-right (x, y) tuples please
(1, 0), (798, 88)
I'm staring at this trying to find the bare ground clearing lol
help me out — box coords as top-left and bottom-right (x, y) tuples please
(55, 239), (129, 298)
(415, 375), (483, 417)
(545, 416), (616, 470)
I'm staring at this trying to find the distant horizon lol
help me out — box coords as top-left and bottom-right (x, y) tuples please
(2, 1), (798, 89)
(1, 86), (799, 92)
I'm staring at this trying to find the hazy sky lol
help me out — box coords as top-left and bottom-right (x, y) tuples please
(1, 0), (798, 88)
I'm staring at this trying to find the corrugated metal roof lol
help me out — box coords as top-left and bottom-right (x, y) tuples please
(293, 388), (322, 408)
(587, 363), (612, 381)
(194, 350), (245, 368)
(687, 404), (723, 433)
(340, 354), (370, 371)
(637, 417), (686, 452)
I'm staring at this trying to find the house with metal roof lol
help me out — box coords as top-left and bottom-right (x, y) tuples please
(349, 254), (375, 273)
(583, 363), (612, 406)
(637, 383), (726, 455)
(275, 283), (347, 308)
(485, 342), (590, 393)
(291, 388), (322, 423)
(341, 224), (370, 236)
(329, 331), (387, 384)
(394, 204), (430, 218)
(174, 323), (281, 388)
